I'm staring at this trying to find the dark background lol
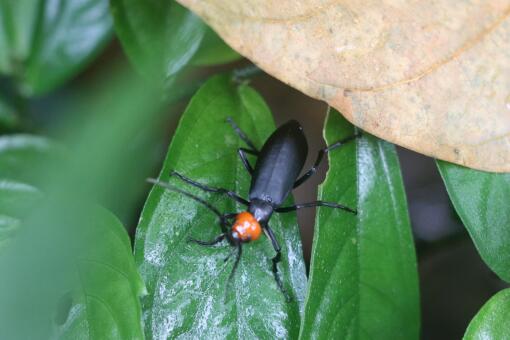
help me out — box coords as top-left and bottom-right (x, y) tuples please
(28, 41), (508, 340)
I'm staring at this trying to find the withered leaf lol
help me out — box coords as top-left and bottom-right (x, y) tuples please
(177, 0), (510, 172)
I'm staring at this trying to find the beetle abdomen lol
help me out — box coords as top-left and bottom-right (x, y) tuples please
(249, 120), (308, 206)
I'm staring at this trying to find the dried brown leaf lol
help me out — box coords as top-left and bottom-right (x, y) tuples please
(177, 0), (510, 172)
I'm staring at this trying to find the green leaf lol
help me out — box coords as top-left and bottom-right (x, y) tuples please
(24, 0), (113, 95)
(437, 162), (510, 282)
(111, 0), (204, 83)
(0, 0), (113, 96)
(191, 28), (241, 66)
(464, 289), (510, 339)
(299, 110), (420, 339)
(135, 74), (306, 339)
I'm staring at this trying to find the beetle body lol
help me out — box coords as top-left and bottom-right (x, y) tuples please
(247, 120), (308, 224)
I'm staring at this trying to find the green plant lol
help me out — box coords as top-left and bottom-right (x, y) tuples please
(0, 1), (508, 339)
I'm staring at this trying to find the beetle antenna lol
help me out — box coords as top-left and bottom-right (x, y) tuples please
(147, 178), (224, 219)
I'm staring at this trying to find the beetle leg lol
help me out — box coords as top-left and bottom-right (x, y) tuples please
(238, 148), (257, 175)
(293, 133), (361, 188)
(275, 200), (357, 215)
(188, 233), (226, 246)
(293, 149), (326, 188)
(170, 171), (249, 206)
(227, 117), (259, 151)
(264, 225), (291, 302)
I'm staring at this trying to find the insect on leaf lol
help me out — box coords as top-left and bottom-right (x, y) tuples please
(135, 74), (307, 339)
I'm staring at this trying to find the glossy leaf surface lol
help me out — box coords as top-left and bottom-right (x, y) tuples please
(0, 0), (113, 95)
(299, 110), (420, 339)
(437, 161), (510, 282)
(135, 74), (306, 339)
(464, 289), (510, 340)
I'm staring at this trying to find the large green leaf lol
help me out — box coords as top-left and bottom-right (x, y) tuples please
(464, 289), (510, 339)
(135, 74), (306, 339)
(437, 162), (510, 282)
(0, 0), (113, 96)
(299, 110), (420, 339)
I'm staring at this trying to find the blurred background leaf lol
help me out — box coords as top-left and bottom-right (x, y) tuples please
(300, 110), (420, 339)
(0, 0), (113, 96)
(110, 0), (241, 88)
(464, 289), (510, 340)
(191, 27), (240, 66)
(437, 162), (510, 283)
(135, 74), (306, 339)
(110, 0), (202, 84)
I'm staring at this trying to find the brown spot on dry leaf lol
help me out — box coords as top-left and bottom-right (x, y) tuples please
(178, 0), (510, 172)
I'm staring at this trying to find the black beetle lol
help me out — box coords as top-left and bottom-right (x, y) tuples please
(149, 117), (358, 300)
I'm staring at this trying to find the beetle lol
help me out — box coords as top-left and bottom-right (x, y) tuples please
(149, 117), (358, 300)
